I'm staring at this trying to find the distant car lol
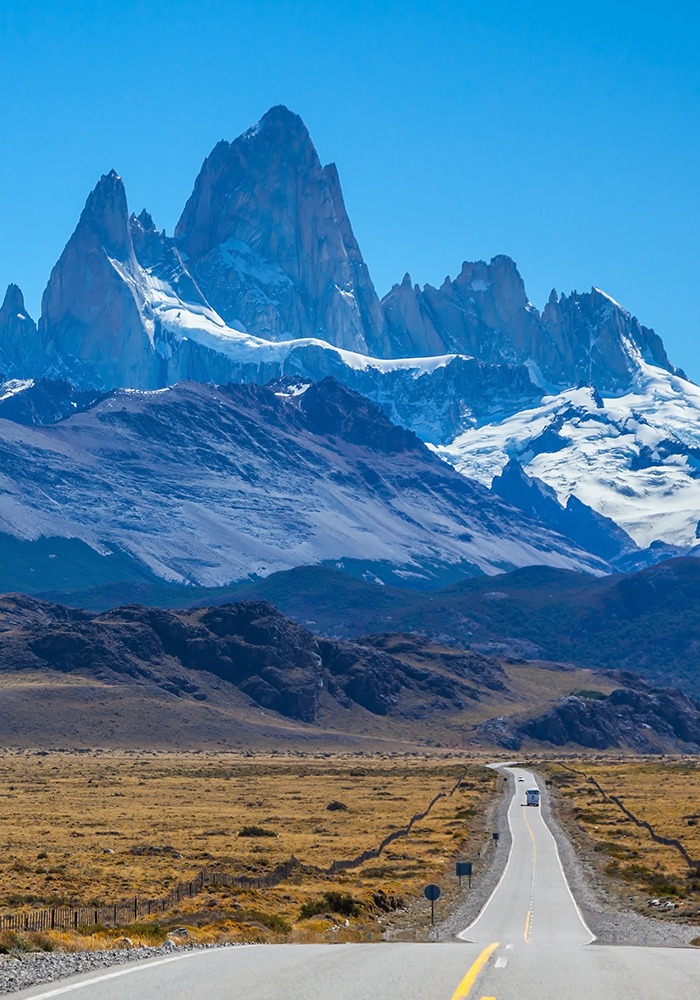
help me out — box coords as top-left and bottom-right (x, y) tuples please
(518, 777), (524, 782)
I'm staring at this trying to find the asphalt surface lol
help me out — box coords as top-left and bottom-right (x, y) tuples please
(11, 766), (699, 999)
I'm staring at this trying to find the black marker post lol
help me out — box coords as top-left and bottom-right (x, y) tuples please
(424, 883), (441, 925)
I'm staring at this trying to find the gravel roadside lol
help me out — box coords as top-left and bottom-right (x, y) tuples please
(0, 942), (222, 997)
(430, 769), (514, 942)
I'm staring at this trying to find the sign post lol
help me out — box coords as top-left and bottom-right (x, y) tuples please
(424, 883), (441, 925)
(456, 861), (472, 889)
(493, 832), (500, 843)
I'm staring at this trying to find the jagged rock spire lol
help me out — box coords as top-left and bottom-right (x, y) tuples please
(175, 105), (391, 355)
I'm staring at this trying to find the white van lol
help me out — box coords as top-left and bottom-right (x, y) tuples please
(526, 788), (540, 807)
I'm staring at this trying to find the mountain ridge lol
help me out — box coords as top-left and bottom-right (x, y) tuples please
(0, 103), (698, 568)
(0, 375), (607, 591)
(0, 592), (697, 753)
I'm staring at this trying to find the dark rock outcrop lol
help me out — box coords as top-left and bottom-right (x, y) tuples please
(0, 595), (508, 725)
(0, 377), (99, 425)
(491, 459), (637, 564)
(518, 686), (700, 752)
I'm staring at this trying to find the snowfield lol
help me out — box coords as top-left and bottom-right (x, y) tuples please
(438, 361), (700, 549)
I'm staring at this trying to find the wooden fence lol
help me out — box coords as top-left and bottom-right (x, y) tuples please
(0, 771), (468, 933)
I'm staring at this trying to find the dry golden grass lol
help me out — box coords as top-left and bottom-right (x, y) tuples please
(0, 750), (500, 947)
(539, 757), (700, 920)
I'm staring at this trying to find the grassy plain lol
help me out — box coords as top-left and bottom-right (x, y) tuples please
(539, 757), (700, 924)
(0, 751), (499, 951)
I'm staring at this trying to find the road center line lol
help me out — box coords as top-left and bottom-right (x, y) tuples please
(522, 795), (538, 943)
(451, 942), (500, 1000)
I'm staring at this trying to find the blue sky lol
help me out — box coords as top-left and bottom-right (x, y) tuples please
(1, 1), (698, 375)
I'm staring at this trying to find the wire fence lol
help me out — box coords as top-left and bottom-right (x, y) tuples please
(0, 771), (469, 932)
(552, 762), (700, 871)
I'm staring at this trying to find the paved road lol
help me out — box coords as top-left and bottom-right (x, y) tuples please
(12, 766), (699, 999)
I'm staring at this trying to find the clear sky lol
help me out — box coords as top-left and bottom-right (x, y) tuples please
(1, 0), (698, 376)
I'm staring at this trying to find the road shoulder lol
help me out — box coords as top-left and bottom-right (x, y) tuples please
(539, 774), (697, 948)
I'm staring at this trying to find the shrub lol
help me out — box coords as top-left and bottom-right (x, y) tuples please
(243, 910), (291, 934)
(300, 891), (360, 920)
(238, 826), (277, 838)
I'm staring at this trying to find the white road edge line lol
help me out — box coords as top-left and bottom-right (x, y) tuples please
(457, 765), (516, 940)
(16, 948), (239, 999)
(535, 782), (597, 944)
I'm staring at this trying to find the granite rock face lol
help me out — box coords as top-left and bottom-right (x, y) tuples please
(0, 284), (41, 376)
(382, 257), (549, 364)
(381, 259), (680, 390)
(176, 105), (390, 355)
(38, 171), (162, 388)
(541, 286), (678, 391)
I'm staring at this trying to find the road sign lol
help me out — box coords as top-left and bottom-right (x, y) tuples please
(493, 831), (500, 842)
(456, 861), (472, 888)
(424, 883), (440, 924)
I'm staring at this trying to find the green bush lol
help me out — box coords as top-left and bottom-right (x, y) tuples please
(238, 825), (277, 838)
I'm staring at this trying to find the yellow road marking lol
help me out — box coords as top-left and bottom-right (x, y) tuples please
(522, 799), (537, 943)
(522, 806), (537, 861)
(451, 942), (499, 1000)
(480, 997), (497, 1000)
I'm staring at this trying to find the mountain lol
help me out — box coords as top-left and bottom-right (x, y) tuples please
(1, 593), (697, 753)
(24, 165), (541, 445)
(1, 103), (698, 563)
(0, 376), (605, 593)
(0, 284), (42, 376)
(182, 559), (699, 698)
(0, 377), (99, 425)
